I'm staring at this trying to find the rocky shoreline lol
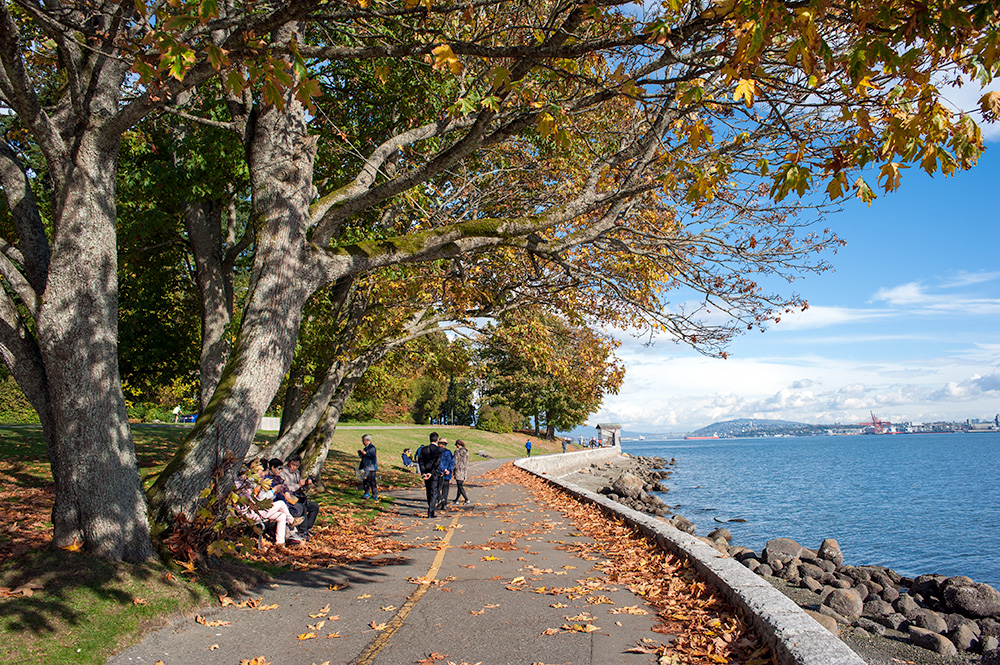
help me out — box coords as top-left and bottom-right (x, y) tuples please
(561, 454), (1000, 665)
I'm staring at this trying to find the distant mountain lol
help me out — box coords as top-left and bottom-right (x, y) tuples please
(688, 418), (826, 438)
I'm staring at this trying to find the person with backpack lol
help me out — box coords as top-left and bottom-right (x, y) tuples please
(417, 432), (442, 517)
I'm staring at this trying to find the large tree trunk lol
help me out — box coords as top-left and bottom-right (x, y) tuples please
(184, 200), (234, 411)
(35, 132), (155, 561)
(278, 366), (306, 437)
(147, 72), (323, 523)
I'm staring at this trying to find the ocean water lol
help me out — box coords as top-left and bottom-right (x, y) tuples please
(622, 432), (1000, 590)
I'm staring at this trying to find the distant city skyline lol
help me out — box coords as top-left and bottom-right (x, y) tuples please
(586, 115), (1000, 433)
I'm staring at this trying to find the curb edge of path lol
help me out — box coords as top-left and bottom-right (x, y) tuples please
(516, 449), (867, 665)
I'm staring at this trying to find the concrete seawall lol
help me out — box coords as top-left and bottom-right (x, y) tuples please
(515, 448), (866, 665)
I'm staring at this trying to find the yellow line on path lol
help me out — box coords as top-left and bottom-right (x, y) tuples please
(349, 514), (460, 665)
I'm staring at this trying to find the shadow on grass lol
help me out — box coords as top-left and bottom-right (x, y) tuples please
(0, 549), (196, 636)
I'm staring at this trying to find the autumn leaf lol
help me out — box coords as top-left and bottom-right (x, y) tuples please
(481, 555), (501, 561)
(195, 615), (231, 627)
(416, 653), (448, 665)
(381, 605), (397, 612)
(310, 604), (331, 617)
(308, 621), (325, 630)
(327, 583), (348, 591)
(239, 658), (270, 665)
(370, 621), (388, 631)
(356, 593), (372, 599)
(325, 633), (341, 638)
(550, 602), (567, 608)
(540, 627), (560, 636)
(431, 44), (462, 75)
(208, 644), (219, 650)
(561, 623), (600, 633)
(60, 537), (82, 552)
(219, 595), (234, 606)
(565, 612), (596, 621)
(297, 632), (318, 640)
(610, 605), (649, 615)
(132, 597), (148, 605)
(509, 576), (525, 584)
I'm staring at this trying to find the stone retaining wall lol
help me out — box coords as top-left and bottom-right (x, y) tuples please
(516, 451), (866, 665)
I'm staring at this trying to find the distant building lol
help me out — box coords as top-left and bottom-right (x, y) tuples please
(596, 423), (622, 447)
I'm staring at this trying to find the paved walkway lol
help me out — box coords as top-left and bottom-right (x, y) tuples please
(108, 461), (662, 665)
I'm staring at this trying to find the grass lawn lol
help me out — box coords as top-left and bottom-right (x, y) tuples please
(0, 422), (565, 664)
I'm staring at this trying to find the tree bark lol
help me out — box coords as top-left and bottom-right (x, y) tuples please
(278, 366), (306, 437)
(184, 200), (235, 411)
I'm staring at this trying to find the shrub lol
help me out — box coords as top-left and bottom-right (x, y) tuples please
(476, 404), (525, 433)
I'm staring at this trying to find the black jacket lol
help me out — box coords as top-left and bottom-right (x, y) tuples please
(417, 443), (442, 475)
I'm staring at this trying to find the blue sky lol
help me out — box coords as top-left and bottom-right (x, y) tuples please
(588, 119), (1000, 433)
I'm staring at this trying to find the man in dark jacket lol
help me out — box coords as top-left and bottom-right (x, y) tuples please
(360, 434), (378, 499)
(418, 432), (442, 517)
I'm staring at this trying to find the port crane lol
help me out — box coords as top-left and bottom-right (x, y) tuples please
(861, 411), (892, 434)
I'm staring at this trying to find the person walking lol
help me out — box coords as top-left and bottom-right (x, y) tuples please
(360, 434), (378, 499)
(418, 432), (442, 517)
(525, 439), (532, 457)
(561, 438), (567, 453)
(453, 439), (469, 504)
(436, 439), (454, 511)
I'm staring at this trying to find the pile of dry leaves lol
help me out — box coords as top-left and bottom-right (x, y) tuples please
(484, 463), (775, 665)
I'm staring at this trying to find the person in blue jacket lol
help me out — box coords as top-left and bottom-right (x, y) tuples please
(360, 433), (378, 499)
(525, 439), (532, 457)
(436, 438), (455, 511)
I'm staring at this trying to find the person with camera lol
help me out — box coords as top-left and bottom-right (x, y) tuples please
(280, 454), (320, 540)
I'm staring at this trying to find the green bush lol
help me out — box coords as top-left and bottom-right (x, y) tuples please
(476, 404), (525, 434)
(127, 402), (175, 423)
(0, 377), (40, 424)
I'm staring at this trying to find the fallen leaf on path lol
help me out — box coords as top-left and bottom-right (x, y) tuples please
(325, 632), (341, 638)
(459, 564), (476, 568)
(309, 604), (330, 617)
(308, 621), (325, 630)
(610, 605), (649, 615)
(328, 583), (348, 590)
(561, 623), (600, 633)
(257, 603), (278, 611)
(549, 602), (567, 608)
(370, 621), (388, 631)
(481, 555), (501, 561)
(416, 653), (448, 665)
(239, 658), (269, 665)
(219, 595), (234, 606)
(208, 644), (219, 650)
(540, 628), (560, 636)
(297, 632), (317, 640)
(565, 613), (596, 621)
(509, 576), (525, 584)
(356, 593), (371, 599)
(60, 537), (82, 552)
(435, 525), (446, 531)
(195, 615), (231, 627)
(381, 605), (396, 611)
(587, 595), (614, 605)
(470, 609), (484, 615)
(328, 614), (340, 620)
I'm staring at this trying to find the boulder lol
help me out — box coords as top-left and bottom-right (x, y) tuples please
(611, 473), (644, 499)
(980, 617), (1000, 639)
(911, 608), (948, 634)
(909, 626), (958, 657)
(855, 617), (887, 635)
(802, 576), (823, 593)
(818, 538), (844, 566)
(894, 594), (920, 618)
(862, 598), (894, 618)
(819, 604), (849, 624)
(669, 515), (696, 535)
(763, 538), (806, 568)
(805, 609), (839, 634)
(949, 623), (980, 652)
(743, 558), (761, 573)
(756, 564), (774, 577)
(830, 578), (852, 590)
(706, 527), (732, 542)
(941, 577), (1000, 618)
(910, 574), (947, 602)
(824, 588), (864, 620)
(881, 586), (900, 604)
(982, 636), (1000, 653)
(730, 547), (755, 561)
(798, 561), (825, 580)
(873, 613), (908, 631)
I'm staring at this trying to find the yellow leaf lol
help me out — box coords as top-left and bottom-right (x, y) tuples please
(370, 621), (389, 631)
(195, 615), (231, 627)
(510, 576), (525, 584)
(308, 620), (325, 630)
(257, 604), (278, 611)
(431, 44), (462, 75)
(381, 605), (397, 612)
(733, 79), (756, 107)
(60, 537), (82, 552)
(298, 632), (318, 640)
(356, 593), (372, 599)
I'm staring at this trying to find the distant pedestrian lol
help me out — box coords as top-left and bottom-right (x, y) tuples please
(561, 438), (567, 453)
(359, 434), (378, 499)
(172, 405), (182, 423)
(453, 440), (469, 504)
(418, 432), (443, 517)
(525, 439), (532, 457)
(436, 439), (454, 511)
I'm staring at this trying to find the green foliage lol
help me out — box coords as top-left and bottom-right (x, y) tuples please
(476, 404), (526, 433)
(0, 376), (40, 424)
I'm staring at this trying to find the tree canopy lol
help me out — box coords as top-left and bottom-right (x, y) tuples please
(0, 0), (996, 559)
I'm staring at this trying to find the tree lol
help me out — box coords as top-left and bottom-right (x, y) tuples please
(2, 0), (996, 558)
(478, 310), (625, 437)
